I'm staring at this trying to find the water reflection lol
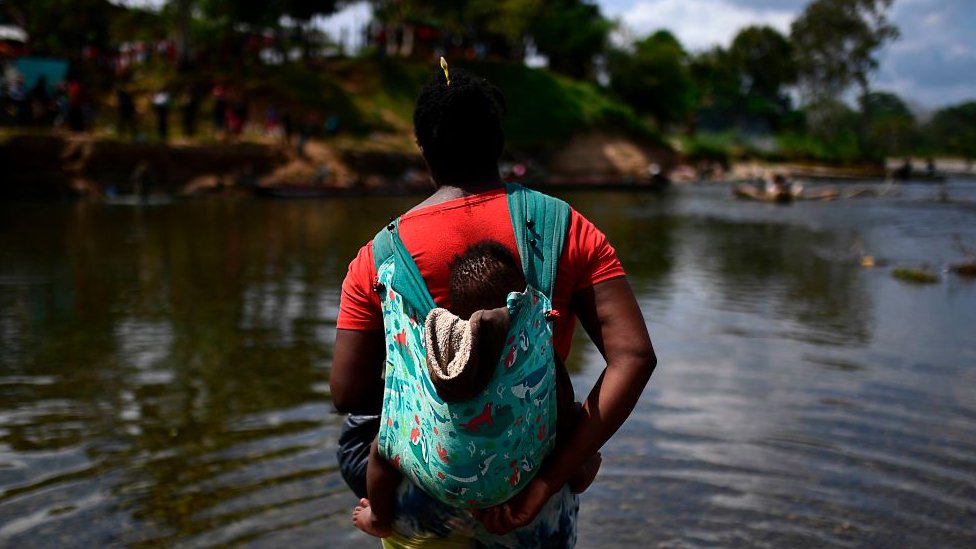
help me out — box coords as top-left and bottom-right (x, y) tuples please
(1, 184), (976, 547)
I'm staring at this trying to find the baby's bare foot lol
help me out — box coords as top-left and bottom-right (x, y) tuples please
(352, 498), (394, 538)
(569, 452), (602, 494)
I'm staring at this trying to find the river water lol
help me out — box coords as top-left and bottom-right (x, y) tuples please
(1, 180), (975, 548)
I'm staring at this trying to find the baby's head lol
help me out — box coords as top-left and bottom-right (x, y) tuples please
(449, 241), (525, 319)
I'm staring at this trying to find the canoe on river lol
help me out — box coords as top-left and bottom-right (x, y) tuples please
(733, 183), (840, 203)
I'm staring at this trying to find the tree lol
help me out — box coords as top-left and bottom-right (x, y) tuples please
(276, 0), (342, 59)
(862, 91), (916, 158)
(800, 97), (863, 161)
(466, 0), (541, 59)
(528, 0), (611, 80)
(368, 0), (611, 76)
(790, 0), (899, 103)
(688, 46), (743, 133)
(169, 0), (192, 68)
(607, 30), (694, 131)
(729, 26), (795, 103)
(925, 101), (976, 160)
(5, 0), (118, 57)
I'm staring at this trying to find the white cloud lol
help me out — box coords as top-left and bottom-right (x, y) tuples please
(109, 0), (164, 9)
(311, 2), (372, 52)
(609, 0), (796, 51)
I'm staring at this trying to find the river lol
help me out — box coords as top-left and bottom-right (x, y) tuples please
(1, 180), (975, 547)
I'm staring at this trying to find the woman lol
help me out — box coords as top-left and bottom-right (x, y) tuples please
(330, 63), (656, 547)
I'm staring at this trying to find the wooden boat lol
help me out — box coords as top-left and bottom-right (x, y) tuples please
(733, 183), (839, 203)
(733, 184), (793, 203)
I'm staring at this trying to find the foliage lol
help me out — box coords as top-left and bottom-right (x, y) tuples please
(528, 0), (612, 80)
(687, 47), (744, 133)
(729, 26), (796, 103)
(678, 133), (739, 165)
(470, 61), (653, 149)
(862, 91), (916, 158)
(790, 0), (899, 101)
(277, 0), (342, 22)
(607, 30), (694, 131)
(368, 0), (611, 79)
(334, 58), (654, 148)
(924, 101), (976, 159)
(7, 0), (975, 164)
(688, 27), (797, 135)
(4, 0), (119, 57)
(466, 0), (541, 57)
(780, 98), (863, 162)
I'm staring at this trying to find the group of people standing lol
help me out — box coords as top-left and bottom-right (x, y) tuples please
(3, 70), (339, 156)
(1, 74), (90, 131)
(118, 82), (328, 151)
(114, 84), (225, 142)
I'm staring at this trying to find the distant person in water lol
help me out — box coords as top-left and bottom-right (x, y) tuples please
(895, 158), (913, 180)
(352, 240), (601, 538)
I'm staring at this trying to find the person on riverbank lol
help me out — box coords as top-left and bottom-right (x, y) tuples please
(330, 62), (656, 545)
(66, 78), (86, 132)
(211, 84), (227, 134)
(181, 91), (199, 138)
(9, 75), (28, 126)
(153, 89), (170, 141)
(28, 76), (50, 125)
(351, 240), (601, 538)
(116, 88), (137, 140)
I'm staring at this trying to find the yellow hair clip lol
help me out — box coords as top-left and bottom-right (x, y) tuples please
(440, 56), (451, 86)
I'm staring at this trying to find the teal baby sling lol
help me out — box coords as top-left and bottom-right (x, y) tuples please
(373, 183), (570, 509)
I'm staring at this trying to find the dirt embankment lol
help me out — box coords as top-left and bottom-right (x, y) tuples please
(1, 130), (675, 200)
(0, 134), (431, 199)
(545, 131), (676, 178)
(1, 134), (290, 199)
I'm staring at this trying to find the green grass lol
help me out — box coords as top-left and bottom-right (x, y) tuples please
(775, 132), (863, 164)
(471, 61), (656, 149)
(8, 57), (661, 154)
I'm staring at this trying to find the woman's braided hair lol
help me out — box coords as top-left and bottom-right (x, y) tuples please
(413, 66), (507, 183)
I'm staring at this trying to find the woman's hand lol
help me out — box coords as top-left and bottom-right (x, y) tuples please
(472, 476), (557, 534)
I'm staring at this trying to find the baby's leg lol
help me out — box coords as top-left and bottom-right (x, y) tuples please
(352, 436), (400, 538)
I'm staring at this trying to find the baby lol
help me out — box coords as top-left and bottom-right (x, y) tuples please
(352, 240), (599, 538)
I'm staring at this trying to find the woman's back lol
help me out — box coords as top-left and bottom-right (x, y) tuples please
(338, 188), (625, 361)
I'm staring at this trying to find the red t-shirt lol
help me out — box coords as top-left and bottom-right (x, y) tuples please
(337, 188), (625, 360)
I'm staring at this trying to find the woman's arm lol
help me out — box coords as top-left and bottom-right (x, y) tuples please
(474, 276), (656, 533)
(330, 328), (386, 414)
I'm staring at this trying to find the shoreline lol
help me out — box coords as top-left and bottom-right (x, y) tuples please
(2, 132), (971, 201)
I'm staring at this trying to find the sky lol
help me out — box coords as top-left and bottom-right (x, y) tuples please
(597, 0), (976, 110)
(114, 0), (974, 110)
